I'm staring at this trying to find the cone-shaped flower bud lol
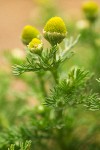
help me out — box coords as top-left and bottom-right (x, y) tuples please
(21, 25), (40, 45)
(28, 38), (43, 55)
(43, 17), (67, 46)
(82, 1), (99, 22)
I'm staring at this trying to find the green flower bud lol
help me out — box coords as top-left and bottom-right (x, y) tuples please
(82, 1), (99, 22)
(21, 25), (40, 45)
(28, 38), (43, 54)
(43, 17), (67, 46)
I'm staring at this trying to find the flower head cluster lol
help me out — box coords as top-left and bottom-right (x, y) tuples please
(43, 17), (67, 46)
(21, 25), (40, 45)
(82, 1), (99, 22)
(21, 16), (67, 54)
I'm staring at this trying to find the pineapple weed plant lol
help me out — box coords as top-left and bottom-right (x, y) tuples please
(74, 0), (100, 95)
(12, 15), (100, 148)
(0, 2), (100, 150)
(82, 1), (100, 93)
(78, 0), (100, 80)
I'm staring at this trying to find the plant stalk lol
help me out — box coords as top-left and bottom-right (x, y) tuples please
(37, 72), (47, 98)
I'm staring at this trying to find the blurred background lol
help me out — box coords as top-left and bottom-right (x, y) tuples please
(0, 0), (100, 50)
(0, 0), (100, 149)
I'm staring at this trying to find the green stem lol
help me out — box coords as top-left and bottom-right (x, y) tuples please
(51, 46), (59, 84)
(55, 109), (67, 150)
(51, 69), (59, 84)
(91, 36), (100, 76)
(37, 72), (47, 98)
(89, 26), (100, 93)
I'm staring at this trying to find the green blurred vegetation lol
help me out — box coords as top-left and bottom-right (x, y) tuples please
(0, 0), (100, 149)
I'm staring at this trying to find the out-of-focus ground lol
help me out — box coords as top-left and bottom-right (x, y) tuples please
(0, 0), (100, 50)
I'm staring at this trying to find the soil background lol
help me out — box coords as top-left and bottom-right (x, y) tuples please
(0, 0), (100, 50)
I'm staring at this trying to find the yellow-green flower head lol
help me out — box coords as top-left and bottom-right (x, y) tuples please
(43, 17), (67, 46)
(82, 1), (99, 22)
(21, 25), (40, 45)
(28, 38), (43, 54)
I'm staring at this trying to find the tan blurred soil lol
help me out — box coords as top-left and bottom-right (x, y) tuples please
(0, 0), (100, 50)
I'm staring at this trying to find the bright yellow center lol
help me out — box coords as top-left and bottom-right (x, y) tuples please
(44, 17), (67, 34)
(82, 1), (98, 14)
(28, 38), (42, 49)
(21, 25), (40, 45)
